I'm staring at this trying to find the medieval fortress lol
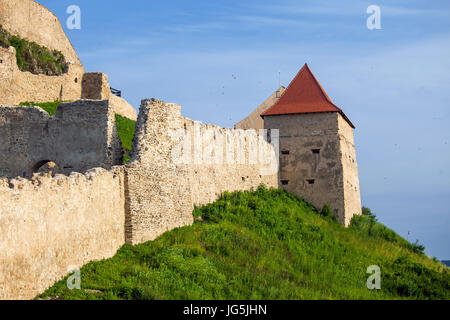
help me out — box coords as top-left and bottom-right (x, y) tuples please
(0, 0), (361, 299)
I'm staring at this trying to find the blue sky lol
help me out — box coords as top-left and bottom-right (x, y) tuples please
(38, 0), (450, 259)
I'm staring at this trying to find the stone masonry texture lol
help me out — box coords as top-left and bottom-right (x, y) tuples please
(264, 112), (362, 226)
(0, 100), (122, 178)
(0, 167), (126, 300)
(125, 99), (279, 245)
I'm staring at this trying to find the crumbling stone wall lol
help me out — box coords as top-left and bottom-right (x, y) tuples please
(0, 167), (126, 300)
(124, 99), (194, 245)
(82, 72), (137, 121)
(125, 99), (279, 245)
(0, 100), (122, 178)
(0, 46), (84, 105)
(0, 98), (279, 299)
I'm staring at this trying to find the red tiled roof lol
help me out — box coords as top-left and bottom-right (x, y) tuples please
(261, 64), (355, 128)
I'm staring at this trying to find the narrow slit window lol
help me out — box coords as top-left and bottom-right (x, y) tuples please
(306, 179), (315, 185)
(312, 149), (320, 154)
(281, 150), (290, 155)
(281, 180), (289, 185)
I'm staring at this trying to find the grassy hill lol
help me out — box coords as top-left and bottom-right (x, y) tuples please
(38, 186), (449, 300)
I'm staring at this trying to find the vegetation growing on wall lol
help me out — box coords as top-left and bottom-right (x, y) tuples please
(115, 114), (136, 164)
(19, 101), (63, 116)
(38, 186), (449, 300)
(0, 25), (68, 76)
(19, 102), (136, 164)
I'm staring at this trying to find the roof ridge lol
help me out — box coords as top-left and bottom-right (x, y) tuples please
(260, 63), (355, 128)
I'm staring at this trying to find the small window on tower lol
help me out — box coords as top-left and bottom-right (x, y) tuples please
(0, 60), (3, 64)
(281, 150), (290, 155)
(312, 149), (320, 154)
(281, 180), (289, 185)
(306, 179), (315, 185)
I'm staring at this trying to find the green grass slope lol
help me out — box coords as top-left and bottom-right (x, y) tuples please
(38, 186), (449, 300)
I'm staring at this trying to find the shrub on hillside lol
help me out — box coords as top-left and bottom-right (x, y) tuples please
(350, 207), (426, 255)
(0, 25), (68, 75)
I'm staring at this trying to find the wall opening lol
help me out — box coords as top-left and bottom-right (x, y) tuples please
(32, 160), (53, 173)
(281, 180), (289, 185)
(312, 149), (320, 154)
(281, 150), (290, 155)
(306, 179), (315, 185)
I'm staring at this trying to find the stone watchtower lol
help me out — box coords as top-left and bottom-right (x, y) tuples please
(261, 64), (362, 226)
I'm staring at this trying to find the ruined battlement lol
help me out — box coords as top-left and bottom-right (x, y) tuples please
(0, 100), (122, 178)
(0, 98), (280, 299)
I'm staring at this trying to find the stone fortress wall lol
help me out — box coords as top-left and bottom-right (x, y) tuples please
(0, 98), (279, 299)
(183, 117), (279, 207)
(0, 45), (84, 105)
(0, 0), (137, 120)
(0, 167), (126, 300)
(0, 100), (122, 178)
(125, 99), (279, 244)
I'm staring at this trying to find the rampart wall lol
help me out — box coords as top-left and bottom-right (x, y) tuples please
(0, 100), (122, 178)
(125, 99), (279, 244)
(0, 46), (84, 106)
(0, 98), (279, 298)
(0, 167), (126, 300)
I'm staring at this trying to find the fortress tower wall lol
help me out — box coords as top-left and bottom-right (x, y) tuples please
(0, 167), (126, 300)
(0, 46), (84, 106)
(82, 72), (137, 121)
(264, 112), (360, 226)
(0, 0), (84, 67)
(337, 114), (362, 226)
(0, 0), (85, 105)
(0, 100), (122, 178)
